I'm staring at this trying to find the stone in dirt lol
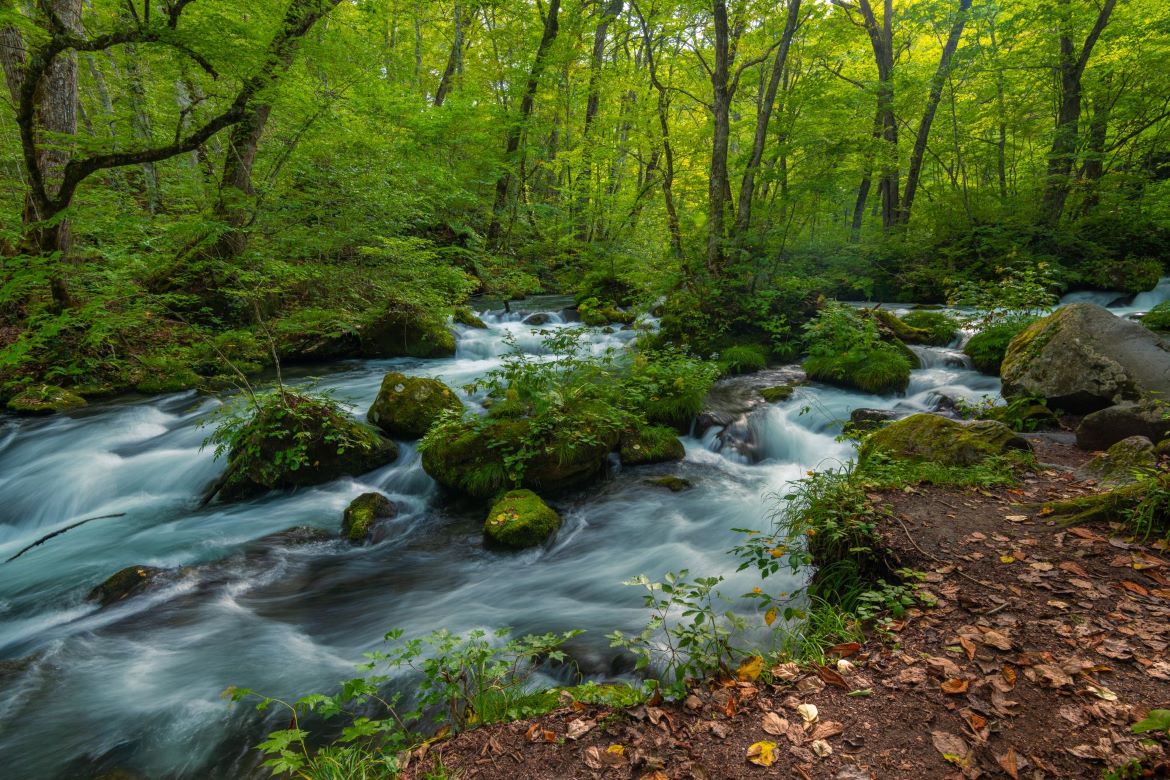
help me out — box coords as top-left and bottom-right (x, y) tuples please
(342, 492), (397, 543)
(1079, 436), (1156, 487)
(1001, 303), (1170, 413)
(367, 372), (463, 439)
(859, 413), (1031, 466)
(1076, 400), (1170, 451)
(484, 490), (561, 548)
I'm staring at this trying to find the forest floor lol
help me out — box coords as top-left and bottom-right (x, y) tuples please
(401, 435), (1170, 779)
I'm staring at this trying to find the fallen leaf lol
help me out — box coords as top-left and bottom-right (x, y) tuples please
(566, 718), (595, 740)
(931, 731), (971, 768)
(959, 635), (977, 661)
(837, 659), (855, 676)
(1005, 515), (1028, 523)
(1085, 684), (1118, 702)
(772, 662), (800, 681)
(1060, 560), (1090, 576)
(583, 744), (625, 769)
(829, 642), (862, 658)
(736, 655), (764, 682)
(1030, 562), (1054, 572)
(997, 747), (1020, 780)
(797, 703), (819, 724)
(1120, 580), (1150, 597)
(746, 740), (778, 767)
(1029, 663), (1073, 688)
(811, 739), (832, 758)
(811, 720), (844, 741)
(979, 628), (1014, 650)
(762, 712), (789, 736)
(815, 664), (849, 689)
(941, 678), (970, 695)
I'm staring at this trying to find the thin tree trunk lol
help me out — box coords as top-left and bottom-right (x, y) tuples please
(899, 0), (971, 225)
(487, 0), (561, 245)
(707, 0), (733, 273)
(434, 2), (473, 107)
(576, 0), (624, 239)
(636, 6), (683, 259)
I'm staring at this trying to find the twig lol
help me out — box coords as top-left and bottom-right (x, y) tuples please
(891, 512), (1005, 592)
(5, 513), (126, 563)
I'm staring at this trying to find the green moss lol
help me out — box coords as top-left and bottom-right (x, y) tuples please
(803, 343), (911, 395)
(1142, 302), (1170, 332)
(647, 475), (692, 491)
(361, 307), (456, 358)
(1082, 436), (1156, 487)
(620, 425), (685, 466)
(872, 309), (933, 345)
(578, 297), (635, 327)
(963, 318), (1037, 375)
(858, 413), (1031, 467)
(453, 306), (487, 329)
(999, 314), (1059, 380)
(484, 489), (561, 548)
(7, 384), (87, 414)
(900, 310), (960, 346)
(341, 492), (396, 543)
(976, 397), (1059, 431)
(718, 344), (769, 376)
(133, 356), (202, 394)
(367, 372), (463, 439)
(87, 565), (161, 606)
(760, 385), (795, 403)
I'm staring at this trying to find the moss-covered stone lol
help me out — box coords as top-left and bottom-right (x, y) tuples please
(900, 310), (960, 346)
(859, 413), (1031, 466)
(88, 565), (162, 606)
(453, 306), (487, 328)
(872, 309), (933, 345)
(341, 492), (397, 543)
(1080, 436), (1156, 487)
(620, 426), (685, 466)
(361, 308), (456, 358)
(963, 319), (1036, 376)
(367, 372), (463, 439)
(484, 489), (561, 548)
(1076, 400), (1170, 451)
(977, 399), (1059, 431)
(804, 343), (912, 395)
(760, 385), (795, 403)
(421, 416), (616, 499)
(647, 475), (693, 492)
(1142, 302), (1170, 332)
(578, 297), (635, 327)
(1001, 303), (1170, 412)
(6, 384), (87, 415)
(214, 394), (398, 501)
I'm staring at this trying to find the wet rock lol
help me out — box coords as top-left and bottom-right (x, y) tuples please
(859, 413), (1031, 467)
(484, 490), (561, 548)
(361, 308), (456, 358)
(1080, 436), (1156, 486)
(453, 306), (487, 329)
(619, 426), (685, 466)
(88, 566), (162, 606)
(248, 526), (332, 551)
(696, 367), (805, 438)
(6, 384), (87, 415)
(646, 476), (693, 492)
(1002, 303), (1170, 412)
(523, 313), (554, 326)
(759, 385), (795, 403)
(342, 492), (397, 543)
(848, 408), (900, 432)
(367, 372), (463, 439)
(1076, 400), (1170, 451)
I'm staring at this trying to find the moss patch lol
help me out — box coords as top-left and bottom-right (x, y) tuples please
(341, 492), (397, 543)
(1081, 436), (1157, 487)
(620, 425), (685, 466)
(900, 310), (960, 346)
(578, 297), (635, 327)
(484, 489), (561, 548)
(453, 306), (487, 329)
(859, 413), (1031, 467)
(87, 565), (161, 606)
(646, 475), (693, 492)
(361, 308), (456, 358)
(963, 319), (1036, 376)
(1143, 302), (1170, 332)
(872, 309), (933, 345)
(804, 343), (912, 395)
(760, 385), (795, 403)
(367, 372), (463, 439)
(7, 384), (87, 414)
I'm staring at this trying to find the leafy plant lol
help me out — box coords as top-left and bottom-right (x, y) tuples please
(948, 263), (1058, 329)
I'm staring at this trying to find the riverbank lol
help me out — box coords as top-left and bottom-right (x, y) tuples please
(402, 434), (1170, 779)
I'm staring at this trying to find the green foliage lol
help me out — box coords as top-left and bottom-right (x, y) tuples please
(956, 395), (1058, 432)
(1143, 302), (1170, 332)
(1131, 709), (1170, 735)
(948, 264), (1059, 330)
(718, 344), (769, 376)
(577, 297), (635, 327)
(801, 303), (912, 395)
(963, 317), (1039, 375)
(900, 310), (960, 346)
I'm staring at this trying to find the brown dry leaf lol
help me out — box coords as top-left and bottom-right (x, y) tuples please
(1002, 664), (1018, 688)
(1004, 515), (1028, 523)
(762, 712), (790, 737)
(1084, 684), (1118, 702)
(941, 678), (970, 695)
(979, 628), (1014, 650)
(811, 721), (844, 741)
(815, 663), (849, 689)
(895, 666), (927, 686)
(566, 718), (596, 741)
(1029, 663), (1073, 688)
(811, 739), (833, 758)
(1145, 660), (1170, 680)
(1068, 528), (1104, 542)
(991, 687), (1020, 716)
(525, 723), (541, 743)
(959, 635), (977, 661)
(997, 747), (1021, 780)
(746, 740), (778, 767)
(962, 710), (988, 733)
(926, 656), (962, 678)
(829, 641), (862, 658)
(931, 731), (972, 768)
(642, 772), (669, 780)
(1060, 560), (1091, 577)
(772, 662), (801, 681)
(583, 744), (625, 769)
(1070, 578), (1096, 590)
(796, 703), (819, 724)
(685, 694), (703, 711)
(1120, 580), (1150, 597)
(1098, 638), (1134, 660)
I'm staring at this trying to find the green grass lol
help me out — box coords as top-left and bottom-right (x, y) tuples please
(803, 343), (911, 395)
(718, 343), (769, 375)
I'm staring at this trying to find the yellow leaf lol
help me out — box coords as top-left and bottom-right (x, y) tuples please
(769, 547), (787, 558)
(746, 740), (777, 767)
(765, 608), (779, 627)
(999, 555), (1016, 564)
(606, 743), (625, 756)
(736, 655), (765, 682)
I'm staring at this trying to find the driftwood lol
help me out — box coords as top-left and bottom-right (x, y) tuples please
(5, 513), (126, 563)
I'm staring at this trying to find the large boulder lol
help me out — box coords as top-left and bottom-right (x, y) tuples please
(1079, 436), (1156, 487)
(484, 490), (561, 548)
(619, 426), (685, 466)
(1001, 303), (1170, 412)
(7, 384), (87, 415)
(1076, 400), (1170, 451)
(88, 566), (162, 606)
(367, 372), (463, 439)
(341, 492), (397, 543)
(858, 413), (1031, 466)
(361, 308), (456, 358)
(212, 393), (398, 501)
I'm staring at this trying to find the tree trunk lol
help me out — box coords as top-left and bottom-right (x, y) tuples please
(486, 0), (561, 245)
(435, 2), (473, 107)
(1040, 0), (1117, 226)
(1080, 82), (1113, 213)
(733, 0), (800, 239)
(576, 0), (624, 239)
(898, 0), (971, 225)
(636, 7), (683, 259)
(707, 0), (733, 273)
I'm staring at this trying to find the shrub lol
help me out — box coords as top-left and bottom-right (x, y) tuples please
(1143, 302), (1170, 332)
(963, 317), (1037, 375)
(718, 344), (768, 376)
(802, 304), (911, 394)
(900, 310), (960, 346)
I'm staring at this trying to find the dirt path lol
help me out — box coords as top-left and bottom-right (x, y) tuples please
(404, 436), (1170, 779)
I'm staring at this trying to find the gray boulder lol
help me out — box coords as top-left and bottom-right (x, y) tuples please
(1076, 400), (1170, 451)
(1079, 436), (1156, 487)
(1001, 303), (1170, 413)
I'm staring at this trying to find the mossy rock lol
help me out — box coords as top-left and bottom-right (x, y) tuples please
(453, 306), (487, 329)
(760, 385), (795, 403)
(872, 309), (933, 345)
(214, 394), (398, 501)
(977, 399), (1059, 432)
(804, 343), (912, 395)
(88, 565), (162, 606)
(964, 319), (1036, 376)
(361, 308), (456, 359)
(341, 492), (397, 543)
(1080, 436), (1156, 487)
(1076, 400), (1170, 451)
(845, 407), (900, 435)
(421, 416), (616, 500)
(7, 384), (87, 415)
(367, 372), (463, 439)
(1142, 302), (1170, 332)
(859, 413), (1031, 467)
(578, 298), (635, 327)
(1001, 303), (1170, 413)
(620, 426), (685, 466)
(646, 475), (692, 492)
(133, 357), (202, 394)
(900, 311), (960, 346)
(484, 490), (561, 548)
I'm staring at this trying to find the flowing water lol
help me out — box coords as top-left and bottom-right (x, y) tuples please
(2, 286), (1158, 778)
